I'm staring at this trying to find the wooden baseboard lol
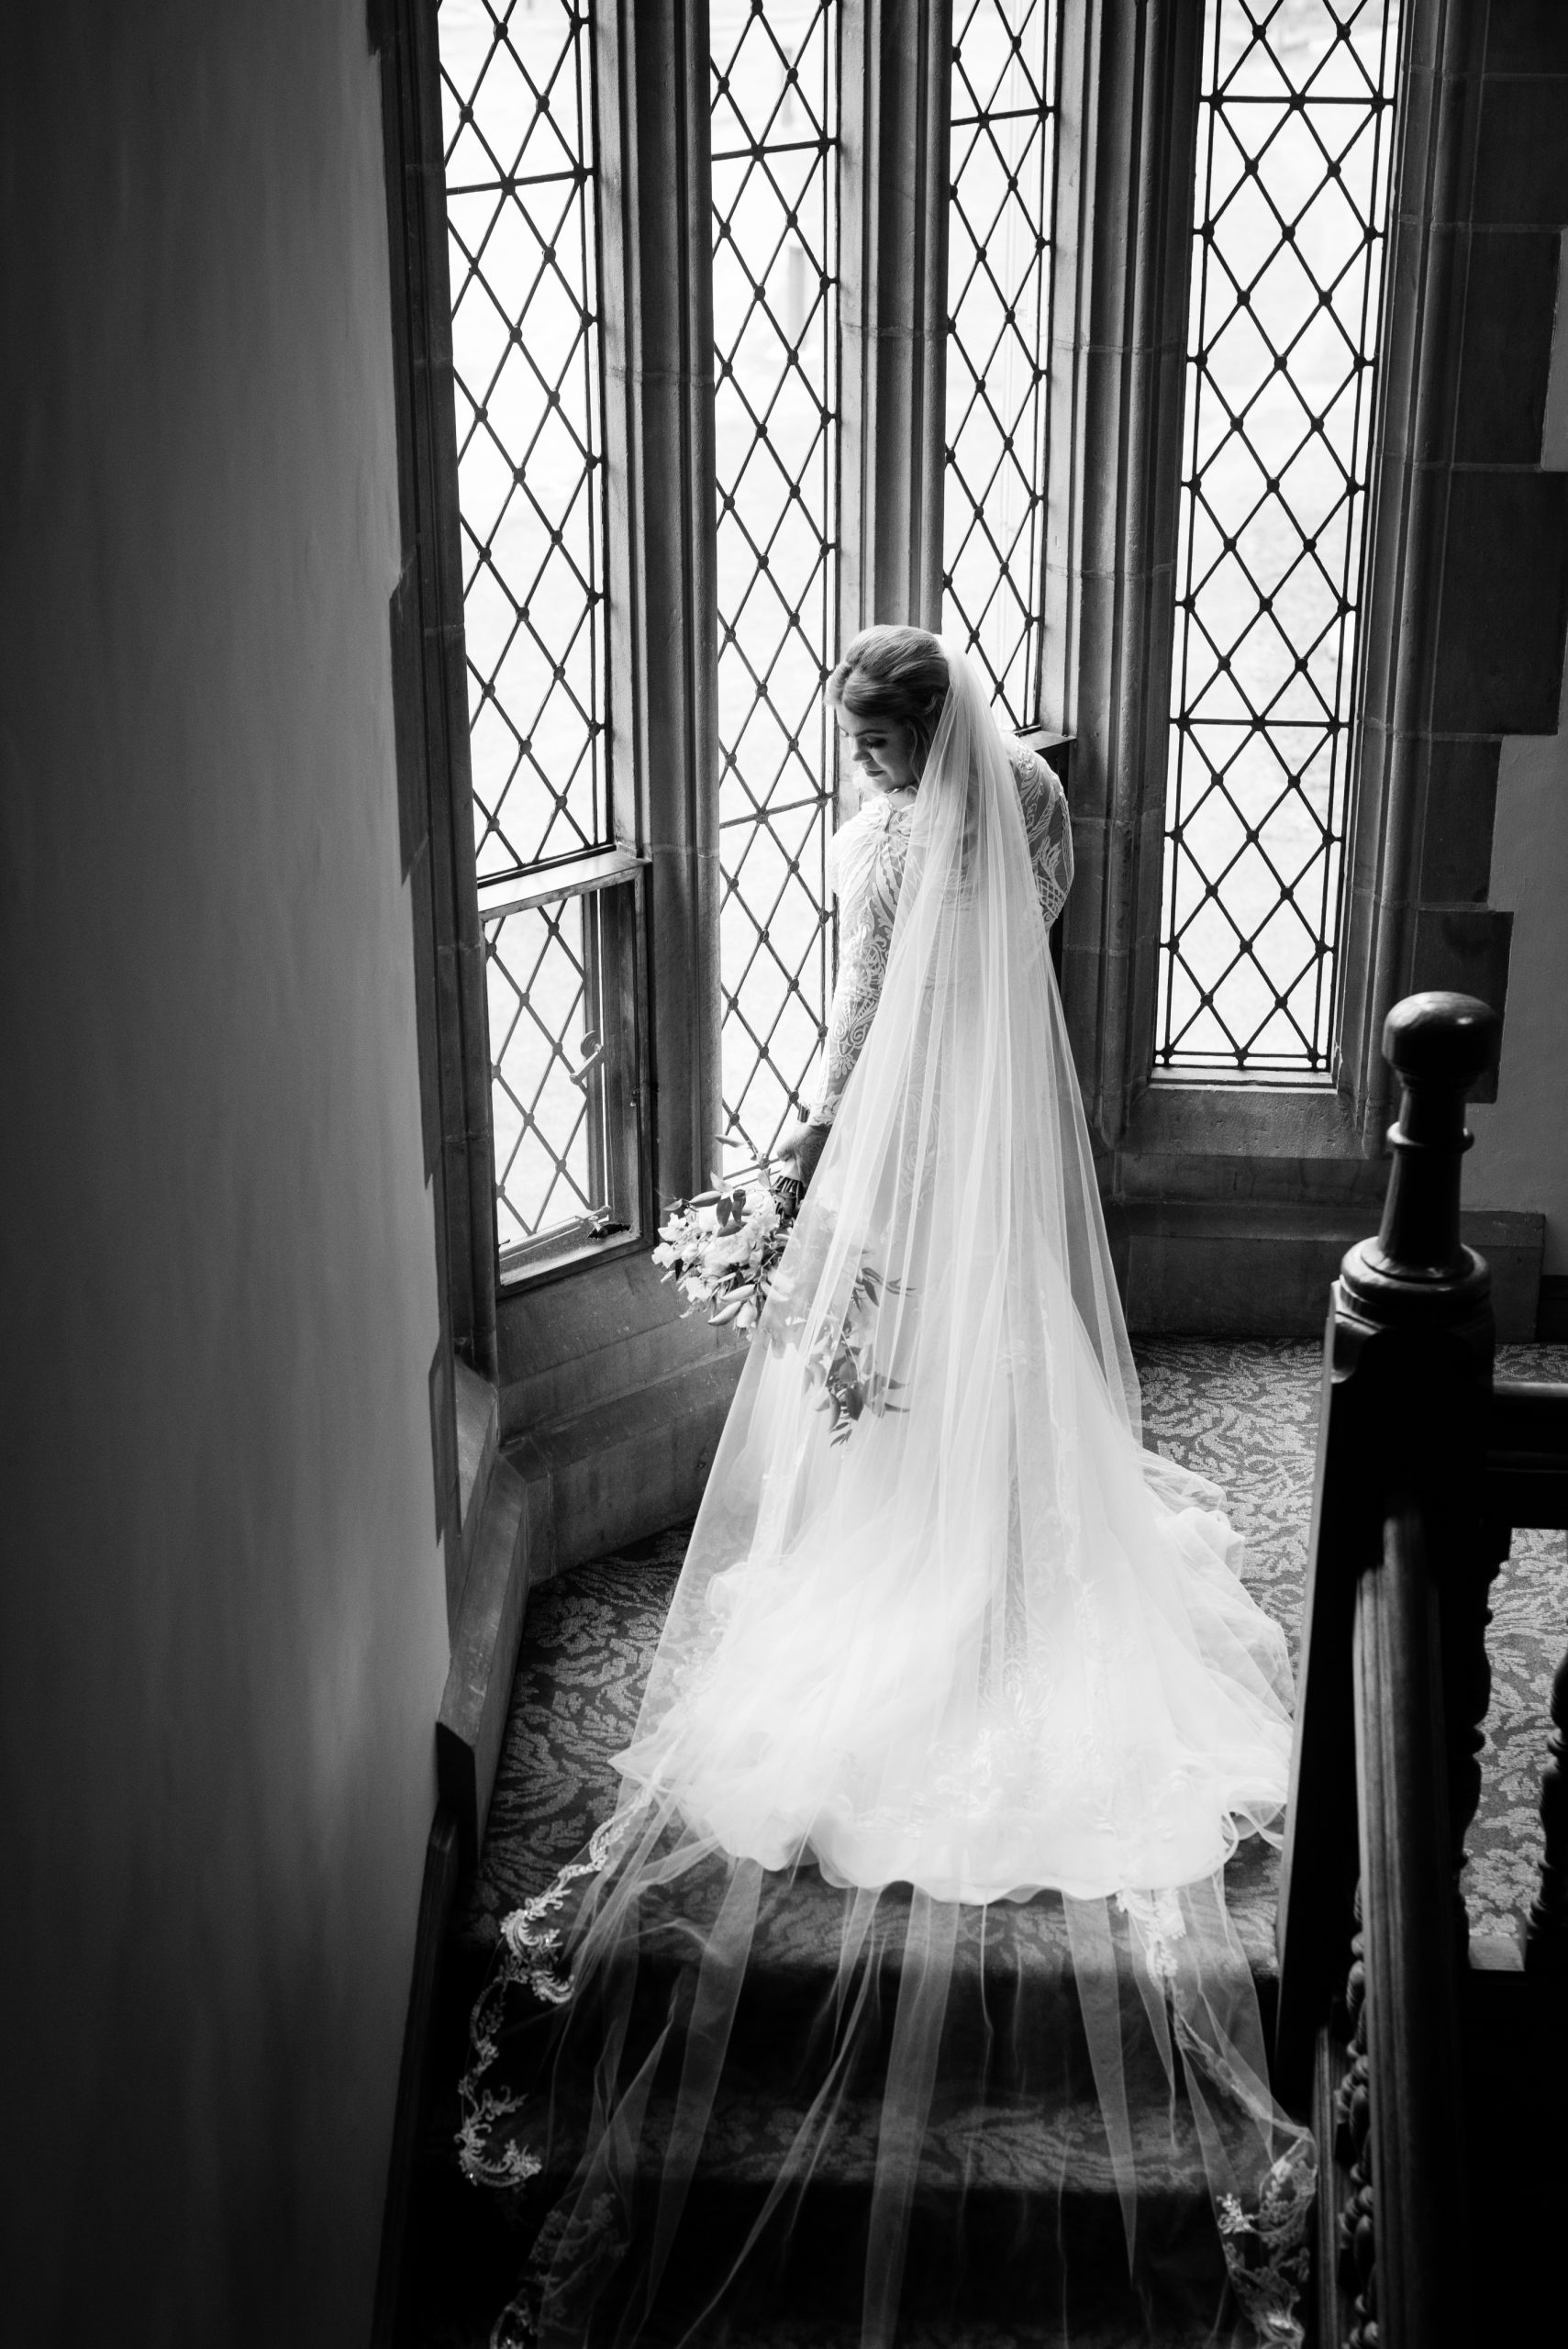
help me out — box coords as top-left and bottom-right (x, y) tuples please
(371, 1804), (461, 2349)
(437, 1453), (539, 1864)
(1538, 1274), (1568, 1341)
(1116, 1202), (1544, 1339)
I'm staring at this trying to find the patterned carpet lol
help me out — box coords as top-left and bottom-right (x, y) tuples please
(454, 1339), (1568, 1957)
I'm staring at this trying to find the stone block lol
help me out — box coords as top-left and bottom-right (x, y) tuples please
(1410, 905), (1513, 1097)
(1455, 230), (1561, 463)
(1473, 75), (1568, 226)
(1419, 738), (1500, 903)
(438, 1453), (532, 1859)
(1485, 2), (1568, 75)
(1433, 471), (1568, 735)
(513, 1351), (746, 1577)
(1120, 1200), (1541, 1339)
(498, 1243), (749, 1434)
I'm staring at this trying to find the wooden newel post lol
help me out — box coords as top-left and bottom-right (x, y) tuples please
(1277, 994), (1501, 2349)
(1279, 997), (1502, 2090)
(1341, 994), (1504, 1942)
(1341, 991), (1499, 1310)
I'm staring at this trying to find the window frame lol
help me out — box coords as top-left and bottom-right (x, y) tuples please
(393, 0), (1499, 1360)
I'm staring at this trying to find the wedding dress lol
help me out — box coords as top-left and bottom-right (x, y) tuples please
(461, 648), (1314, 2345)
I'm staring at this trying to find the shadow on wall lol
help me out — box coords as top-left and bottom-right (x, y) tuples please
(1469, 231), (1568, 1283)
(0, 4), (450, 2343)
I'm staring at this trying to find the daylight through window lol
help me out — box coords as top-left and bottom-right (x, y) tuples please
(941, 0), (1057, 729)
(1159, 0), (1402, 1074)
(710, 0), (840, 1166)
(439, 0), (628, 1259)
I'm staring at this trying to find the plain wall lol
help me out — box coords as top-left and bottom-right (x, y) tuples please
(1469, 696), (1568, 1273)
(1, 5), (450, 2343)
(1470, 228), (1568, 1275)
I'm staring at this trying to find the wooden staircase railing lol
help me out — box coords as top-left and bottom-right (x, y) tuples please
(1274, 991), (1568, 2349)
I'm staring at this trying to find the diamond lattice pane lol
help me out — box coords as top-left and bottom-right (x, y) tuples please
(439, 0), (615, 1260)
(439, 0), (609, 880)
(711, 0), (839, 1163)
(941, 0), (1056, 726)
(1159, 0), (1402, 1073)
(485, 900), (597, 1248)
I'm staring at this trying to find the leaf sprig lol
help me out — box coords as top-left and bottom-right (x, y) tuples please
(652, 1173), (907, 1449)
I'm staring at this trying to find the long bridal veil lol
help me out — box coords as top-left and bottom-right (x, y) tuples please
(461, 646), (1314, 2345)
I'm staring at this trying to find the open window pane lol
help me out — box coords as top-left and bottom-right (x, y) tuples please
(438, 0), (628, 1275)
(487, 877), (642, 1277)
(942, 0), (1058, 728)
(710, 0), (840, 1164)
(1159, 0), (1401, 1074)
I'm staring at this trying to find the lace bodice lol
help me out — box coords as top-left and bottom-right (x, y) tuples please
(806, 738), (1072, 1125)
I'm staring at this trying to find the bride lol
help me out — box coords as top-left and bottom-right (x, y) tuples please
(461, 629), (1313, 2346)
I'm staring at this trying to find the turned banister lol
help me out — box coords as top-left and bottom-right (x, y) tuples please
(1277, 992), (1501, 2349)
(1351, 1501), (1469, 2348)
(1278, 995), (1499, 2091)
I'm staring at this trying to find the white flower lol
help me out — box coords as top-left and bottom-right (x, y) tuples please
(702, 1230), (755, 1271)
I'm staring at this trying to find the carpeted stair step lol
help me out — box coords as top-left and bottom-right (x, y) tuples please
(408, 2048), (1228, 2349)
(405, 1532), (1286, 2349)
(491, 1832), (1282, 2124)
(434, 1834), (1281, 2188)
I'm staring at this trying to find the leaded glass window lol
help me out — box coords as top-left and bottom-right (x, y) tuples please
(1158, 0), (1401, 1074)
(710, 0), (840, 1162)
(439, 0), (635, 1263)
(941, 0), (1057, 727)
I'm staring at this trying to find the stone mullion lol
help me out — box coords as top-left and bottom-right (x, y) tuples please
(596, 0), (721, 1208)
(840, 0), (953, 675)
(1337, 0), (1491, 1138)
(377, 0), (501, 1497)
(1046, 0), (1205, 1151)
(1339, 0), (1568, 1141)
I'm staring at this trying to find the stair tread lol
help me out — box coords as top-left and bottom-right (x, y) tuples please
(636, 1835), (1277, 1966)
(719, 2322), (1218, 2349)
(496, 2062), (1212, 2203)
(406, 2306), (1219, 2349)
(450, 1541), (1284, 2017)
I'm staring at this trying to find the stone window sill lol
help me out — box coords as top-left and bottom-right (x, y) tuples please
(1125, 1078), (1365, 1163)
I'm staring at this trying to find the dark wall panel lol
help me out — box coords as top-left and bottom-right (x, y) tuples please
(0, 6), (450, 2341)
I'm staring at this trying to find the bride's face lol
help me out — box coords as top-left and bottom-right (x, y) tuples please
(837, 711), (918, 796)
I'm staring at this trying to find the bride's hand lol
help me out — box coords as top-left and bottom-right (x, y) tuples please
(774, 1120), (828, 1190)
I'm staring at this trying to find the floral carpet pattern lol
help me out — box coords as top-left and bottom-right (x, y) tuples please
(455, 1341), (1568, 1958)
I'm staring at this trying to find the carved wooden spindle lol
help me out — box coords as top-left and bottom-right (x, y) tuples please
(1526, 1648), (1568, 1973)
(1335, 1887), (1376, 2344)
(1343, 997), (1496, 2349)
(1340, 992), (1503, 1965)
(1354, 992), (1499, 1292)
(1277, 996), (1501, 2106)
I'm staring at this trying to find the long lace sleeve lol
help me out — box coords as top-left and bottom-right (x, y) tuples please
(806, 812), (911, 1126)
(1007, 740), (1073, 929)
(805, 751), (1068, 1126)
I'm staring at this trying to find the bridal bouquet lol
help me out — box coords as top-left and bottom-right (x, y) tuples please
(651, 1174), (795, 1335)
(654, 1166), (903, 1445)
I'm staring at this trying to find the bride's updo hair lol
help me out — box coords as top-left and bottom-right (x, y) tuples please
(826, 626), (950, 776)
